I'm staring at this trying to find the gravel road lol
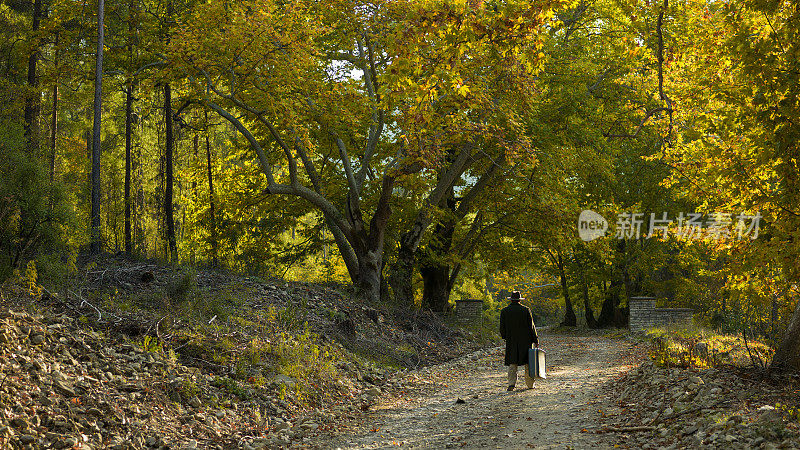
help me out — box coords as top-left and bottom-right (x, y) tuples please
(318, 332), (646, 449)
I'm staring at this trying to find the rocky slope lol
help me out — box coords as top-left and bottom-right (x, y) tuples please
(599, 359), (800, 449)
(0, 257), (495, 449)
(0, 299), (487, 449)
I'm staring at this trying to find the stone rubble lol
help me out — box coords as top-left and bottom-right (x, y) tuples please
(0, 307), (406, 449)
(602, 359), (800, 449)
(1, 254), (494, 450)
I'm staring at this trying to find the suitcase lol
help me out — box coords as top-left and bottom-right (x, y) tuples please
(528, 347), (546, 379)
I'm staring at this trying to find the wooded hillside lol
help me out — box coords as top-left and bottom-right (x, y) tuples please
(1, 0), (800, 372)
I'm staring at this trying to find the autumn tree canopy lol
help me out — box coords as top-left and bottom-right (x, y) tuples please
(2, 0), (800, 370)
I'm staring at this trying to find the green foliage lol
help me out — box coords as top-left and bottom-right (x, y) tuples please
(0, 118), (74, 282)
(34, 248), (78, 290)
(647, 324), (774, 369)
(266, 305), (303, 331)
(140, 335), (163, 354)
(776, 402), (800, 425)
(211, 376), (253, 400)
(177, 379), (200, 401)
(266, 326), (338, 402)
(167, 270), (197, 304)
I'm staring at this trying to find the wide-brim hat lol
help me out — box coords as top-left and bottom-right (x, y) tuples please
(509, 291), (525, 300)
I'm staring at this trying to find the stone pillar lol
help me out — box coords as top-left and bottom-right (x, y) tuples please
(629, 297), (656, 331)
(455, 299), (484, 323)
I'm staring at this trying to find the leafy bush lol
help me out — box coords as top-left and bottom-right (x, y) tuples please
(167, 270), (197, 305)
(267, 326), (338, 403)
(0, 118), (74, 282)
(34, 249), (78, 290)
(647, 324), (774, 369)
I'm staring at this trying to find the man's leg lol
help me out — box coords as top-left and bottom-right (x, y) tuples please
(523, 363), (535, 389)
(507, 364), (518, 390)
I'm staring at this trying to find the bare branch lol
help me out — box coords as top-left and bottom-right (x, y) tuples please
(605, 0), (673, 141)
(358, 34), (384, 190)
(206, 101), (275, 185)
(603, 107), (671, 139)
(454, 152), (505, 218)
(656, 0), (674, 141)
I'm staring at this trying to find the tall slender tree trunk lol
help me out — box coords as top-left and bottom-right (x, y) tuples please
(164, 83), (178, 262)
(204, 111), (218, 267)
(124, 80), (133, 255)
(24, 0), (42, 155)
(48, 81), (57, 181)
(582, 273), (597, 328)
(575, 253), (597, 328)
(49, 34), (58, 184)
(90, 0), (105, 254)
(124, 0), (137, 256)
(134, 137), (144, 254)
(597, 240), (627, 328)
(558, 252), (577, 327)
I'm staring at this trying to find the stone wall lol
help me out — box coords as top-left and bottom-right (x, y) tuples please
(455, 299), (484, 323)
(629, 297), (694, 331)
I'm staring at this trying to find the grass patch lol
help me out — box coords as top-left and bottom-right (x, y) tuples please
(647, 323), (774, 369)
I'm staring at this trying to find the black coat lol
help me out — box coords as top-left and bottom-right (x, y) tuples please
(499, 301), (539, 366)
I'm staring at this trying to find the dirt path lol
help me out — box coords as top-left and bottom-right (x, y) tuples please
(318, 332), (645, 449)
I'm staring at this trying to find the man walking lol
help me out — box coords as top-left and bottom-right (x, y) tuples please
(500, 291), (539, 391)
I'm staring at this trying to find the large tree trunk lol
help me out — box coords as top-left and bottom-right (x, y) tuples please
(207, 98), (391, 303)
(24, 0), (42, 155)
(164, 83), (178, 262)
(355, 249), (382, 303)
(772, 299), (800, 372)
(90, 0), (105, 254)
(388, 146), (474, 305)
(597, 250), (624, 328)
(596, 278), (620, 328)
(420, 224), (454, 312)
(412, 161), (499, 311)
(419, 191), (456, 312)
(348, 175), (394, 303)
(558, 252), (577, 327)
(420, 264), (450, 312)
(390, 234), (416, 304)
(596, 240), (630, 328)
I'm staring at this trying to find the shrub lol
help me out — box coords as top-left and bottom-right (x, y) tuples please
(0, 118), (75, 282)
(647, 324), (774, 369)
(167, 270), (197, 305)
